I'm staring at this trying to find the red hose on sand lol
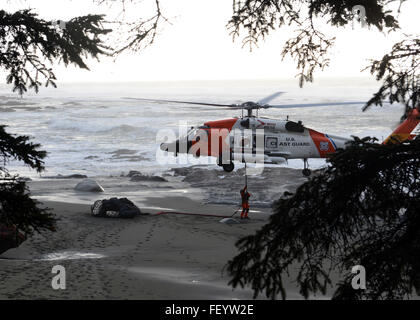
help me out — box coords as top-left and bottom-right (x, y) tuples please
(155, 210), (240, 218)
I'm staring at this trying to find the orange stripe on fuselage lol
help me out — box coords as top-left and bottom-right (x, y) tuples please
(309, 129), (336, 158)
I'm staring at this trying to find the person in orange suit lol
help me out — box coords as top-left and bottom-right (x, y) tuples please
(240, 185), (251, 219)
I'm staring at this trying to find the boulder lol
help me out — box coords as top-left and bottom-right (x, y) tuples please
(75, 179), (104, 192)
(64, 174), (88, 179)
(44, 174), (88, 179)
(127, 170), (141, 177)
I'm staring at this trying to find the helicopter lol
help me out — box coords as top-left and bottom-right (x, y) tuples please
(128, 93), (420, 176)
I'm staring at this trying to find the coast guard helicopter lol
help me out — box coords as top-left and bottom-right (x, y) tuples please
(128, 93), (420, 176)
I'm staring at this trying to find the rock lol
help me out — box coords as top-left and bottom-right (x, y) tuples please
(127, 170), (141, 177)
(43, 174), (88, 179)
(75, 179), (104, 192)
(172, 167), (190, 177)
(64, 174), (88, 179)
(130, 174), (167, 182)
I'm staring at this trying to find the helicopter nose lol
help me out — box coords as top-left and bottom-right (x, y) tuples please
(160, 140), (181, 154)
(161, 139), (192, 154)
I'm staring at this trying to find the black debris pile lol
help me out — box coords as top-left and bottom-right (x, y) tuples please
(91, 198), (142, 218)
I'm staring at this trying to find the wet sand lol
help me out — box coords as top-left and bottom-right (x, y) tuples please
(0, 167), (314, 299)
(0, 199), (278, 299)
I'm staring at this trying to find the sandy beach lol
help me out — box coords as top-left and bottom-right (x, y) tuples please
(0, 166), (314, 300)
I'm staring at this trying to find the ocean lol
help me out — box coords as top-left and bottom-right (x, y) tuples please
(0, 78), (405, 179)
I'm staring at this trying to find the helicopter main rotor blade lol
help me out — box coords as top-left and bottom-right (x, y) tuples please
(268, 101), (366, 109)
(257, 91), (286, 105)
(124, 97), (235, 108)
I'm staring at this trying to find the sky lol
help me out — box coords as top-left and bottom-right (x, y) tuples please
(2, 0), (420, 82)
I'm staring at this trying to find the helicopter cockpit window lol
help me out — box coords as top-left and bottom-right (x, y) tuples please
(285, 121), (304, 133)
(187, 126), (209, 140)
(187, 128), (198, 140)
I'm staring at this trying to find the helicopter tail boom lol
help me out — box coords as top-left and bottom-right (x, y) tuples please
(383, 108), (420, 144)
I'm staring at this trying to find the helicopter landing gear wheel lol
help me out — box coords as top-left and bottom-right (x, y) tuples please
(302, 159), (311, 177)
(222, 162), (234, 172)
(302, 168), (311, 177)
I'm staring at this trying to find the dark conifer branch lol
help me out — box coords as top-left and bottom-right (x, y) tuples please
(0, 126), (55, 236)
(227, 137), (420, 299)
(0, 9), (111, 94)
(363, 36), (420, 114)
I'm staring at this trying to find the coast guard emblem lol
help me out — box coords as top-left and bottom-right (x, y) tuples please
(319, 141), (329, 151)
